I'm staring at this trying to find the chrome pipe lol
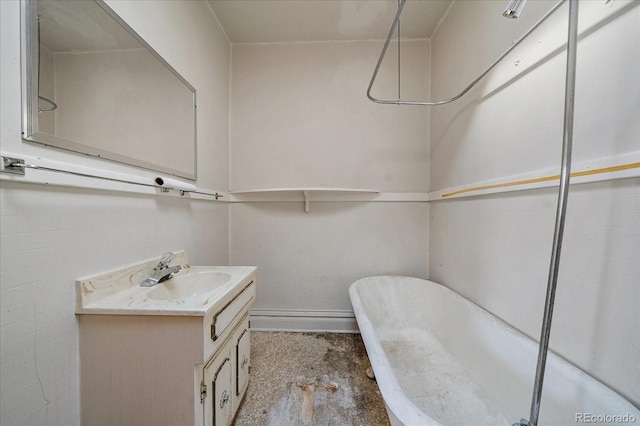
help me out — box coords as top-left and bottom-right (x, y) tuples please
(367, 0), (566, 106)
(528, 0), (579, 425)
(367, 0), (407, 104)
(397, 0), (401, 101)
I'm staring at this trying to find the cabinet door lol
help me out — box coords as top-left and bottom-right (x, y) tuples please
(203, 355), (232, 426)
(235, 326), (250, 399)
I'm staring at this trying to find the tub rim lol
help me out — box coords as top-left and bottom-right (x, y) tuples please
(349, 275), (441, 425)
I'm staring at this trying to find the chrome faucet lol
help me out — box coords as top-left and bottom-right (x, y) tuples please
(141, 252), (182, 287)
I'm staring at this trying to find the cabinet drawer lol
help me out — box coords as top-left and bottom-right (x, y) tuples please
(211, 281), (255, 342)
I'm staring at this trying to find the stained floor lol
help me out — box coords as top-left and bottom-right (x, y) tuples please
(233, 332), (391, 426)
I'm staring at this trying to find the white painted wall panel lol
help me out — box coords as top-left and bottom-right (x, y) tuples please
(429, 179), (639, 404)
(231, 202), (428, 312)
(229, 40), (430, 329)
(230, 40), (430, 192)
(429, 0), (640, 406)
(430, 0), (640, 191)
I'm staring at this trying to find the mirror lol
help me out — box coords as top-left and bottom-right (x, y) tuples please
(21, 0), (197, 180)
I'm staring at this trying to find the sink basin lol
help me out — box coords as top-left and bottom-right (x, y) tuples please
(76, 252), (257, 316)
(146, 270), (232, 301)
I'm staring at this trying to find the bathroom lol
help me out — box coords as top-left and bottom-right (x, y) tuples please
(0, 0), (638, 425)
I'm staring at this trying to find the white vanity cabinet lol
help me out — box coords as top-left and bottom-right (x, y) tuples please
(77, 264), (256, 426)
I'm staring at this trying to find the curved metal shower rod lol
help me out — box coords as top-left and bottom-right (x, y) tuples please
(367, 0), (566, 106)
(38, 95), (57, 112)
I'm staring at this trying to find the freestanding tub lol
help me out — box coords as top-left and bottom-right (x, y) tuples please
(349, 276), (639, 426)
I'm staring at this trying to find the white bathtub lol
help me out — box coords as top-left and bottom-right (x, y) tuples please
(349, 276), (639, 426)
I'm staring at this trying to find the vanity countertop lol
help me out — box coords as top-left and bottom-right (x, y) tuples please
(76, 253), (256, 316)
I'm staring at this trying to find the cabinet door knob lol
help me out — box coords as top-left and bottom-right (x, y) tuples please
(219, 390), (229, 409)
(241, 355), (249, 368)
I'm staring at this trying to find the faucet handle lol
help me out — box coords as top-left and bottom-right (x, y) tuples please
(157, 252), (176, 268)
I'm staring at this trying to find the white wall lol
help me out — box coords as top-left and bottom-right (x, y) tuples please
(229, 40), (430, 330)
(429, 0), (639, 405)
(0, 1), (230, 424)
(231, 202), (428, 329)
(230, 40), (429, 192)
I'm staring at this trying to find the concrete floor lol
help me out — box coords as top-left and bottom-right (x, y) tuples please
(233, 332), (390, 426)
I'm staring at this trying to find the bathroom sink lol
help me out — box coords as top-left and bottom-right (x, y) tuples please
(146, 270), (232, 301)
(76, 253), (256, 315)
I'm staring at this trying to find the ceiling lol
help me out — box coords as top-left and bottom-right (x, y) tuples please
(207, 0), (453, 44)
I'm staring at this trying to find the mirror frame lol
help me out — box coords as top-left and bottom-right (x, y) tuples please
(20, 0), (198, 180)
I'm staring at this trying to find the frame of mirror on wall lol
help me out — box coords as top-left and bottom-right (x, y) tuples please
(20, 0), (198, 180)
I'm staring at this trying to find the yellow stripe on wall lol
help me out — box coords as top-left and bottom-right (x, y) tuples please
(442, 162), (640, 198)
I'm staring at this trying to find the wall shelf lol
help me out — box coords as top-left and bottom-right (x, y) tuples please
(230, 187), (380, 213)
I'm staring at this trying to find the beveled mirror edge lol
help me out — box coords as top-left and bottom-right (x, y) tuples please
(20, 0), (198, 181)
(20, 0), (38, 140)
